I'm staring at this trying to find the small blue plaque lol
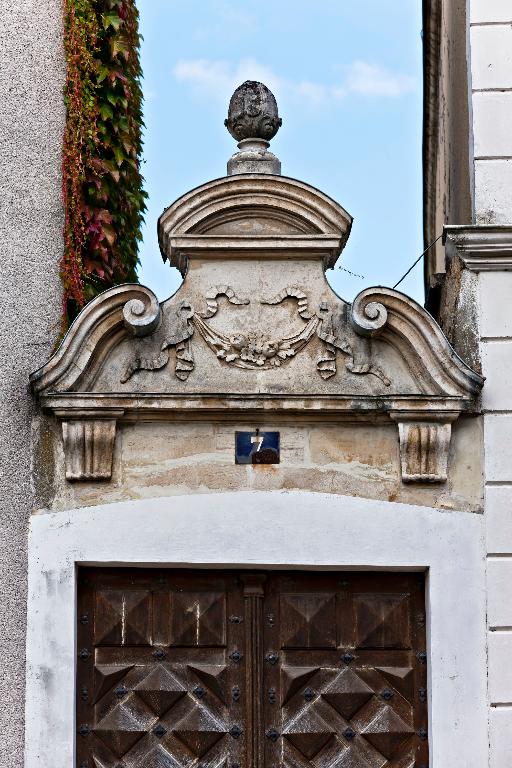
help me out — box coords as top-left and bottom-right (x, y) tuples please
(235, 431), (280, 465)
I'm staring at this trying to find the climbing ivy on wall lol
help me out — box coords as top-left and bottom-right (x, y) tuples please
(62, 0), (146, 327)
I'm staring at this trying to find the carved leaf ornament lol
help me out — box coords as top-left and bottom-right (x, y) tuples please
(121, 286), (391, 385)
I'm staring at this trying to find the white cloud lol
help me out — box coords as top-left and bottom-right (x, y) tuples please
(345, 60), (416, 97)
(172, 58), (282, 100)
(172, 57), (416, 108)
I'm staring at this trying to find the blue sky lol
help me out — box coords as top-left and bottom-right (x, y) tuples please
(137, 0), (424, 304)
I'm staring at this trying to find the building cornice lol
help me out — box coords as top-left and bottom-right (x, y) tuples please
(444, 225), (512, 271)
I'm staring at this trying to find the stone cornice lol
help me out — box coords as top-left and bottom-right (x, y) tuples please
(42, 392), (474, 424)
(444, 225), (512, 271)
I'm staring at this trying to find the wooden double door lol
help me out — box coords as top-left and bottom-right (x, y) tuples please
(77, 569), (428, 768)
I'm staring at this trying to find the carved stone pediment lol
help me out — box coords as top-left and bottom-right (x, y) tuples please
(31, 174), (483, 483)
(158, 175), (353, 274)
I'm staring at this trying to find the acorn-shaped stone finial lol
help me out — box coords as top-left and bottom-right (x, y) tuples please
(225, 81), (282, 175)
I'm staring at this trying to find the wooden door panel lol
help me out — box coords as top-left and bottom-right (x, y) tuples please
(94, 589), (153, 646)
(263, 573), (428, 768)
(280, 593), (337, 649)
(77, 569), (428, 768)
(353, 593), (412, 649)
(77, 569), (245, 768)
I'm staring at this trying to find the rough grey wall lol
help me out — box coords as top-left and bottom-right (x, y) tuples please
(0, 1), (65, 764)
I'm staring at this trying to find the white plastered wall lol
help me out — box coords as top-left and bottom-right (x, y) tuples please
(24, 491), (487, 767)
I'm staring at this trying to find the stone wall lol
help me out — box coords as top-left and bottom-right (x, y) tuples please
(48, 418), (483, 514)
(423, 0), (473, 294)
(0, 0), (65, 764)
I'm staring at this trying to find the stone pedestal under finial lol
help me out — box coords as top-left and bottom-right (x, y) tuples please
(225, 80), (282, 175)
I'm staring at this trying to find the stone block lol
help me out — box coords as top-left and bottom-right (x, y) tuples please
(308, 425), (397, 469)
(482, 341), (512, 410)
(471, 0), (512, 24)
(489, 632), (512, 702)
(487, 486), (512, 554)
(475, 159), (512, 226)
(471, 25), (512, 90)
(490, 707), (512, 768)
(487, 558), (512, 628)
(473, 92), (512, 158)
(479, 271), (512, 338)
(484, 415), (512, 481)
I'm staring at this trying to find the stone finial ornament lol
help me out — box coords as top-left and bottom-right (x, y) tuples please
(225, 80), (282, 141)
(225, 81), (282, 175)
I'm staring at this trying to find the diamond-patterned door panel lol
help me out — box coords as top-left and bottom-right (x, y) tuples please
(170, 592), (227, 647)
(353, 593), (412, 649)
(77, 569), (428, 768)
(94, 589), (153, 646)
(77, 569), (244, 768)
(280, 593), (337, 649)
(264, 572), (428, 768)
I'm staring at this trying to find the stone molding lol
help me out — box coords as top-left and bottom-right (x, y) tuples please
(158, 175), (353, 274)
(444, 225), (512, 271)
(46, 394), (469, 422)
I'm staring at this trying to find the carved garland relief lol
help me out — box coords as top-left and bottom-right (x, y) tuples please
(122, 286), (391, 386)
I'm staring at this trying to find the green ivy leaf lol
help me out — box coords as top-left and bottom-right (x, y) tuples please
(113, 146), (125, 166)
(99, 103), (114, 121)
(103, 13), (122, 31)
(111, 38), (129, 59)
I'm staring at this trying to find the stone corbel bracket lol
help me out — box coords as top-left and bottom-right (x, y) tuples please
(58, 410), (125, 482)
(390, 412), (457, 483)
(31, 285), (159, 481)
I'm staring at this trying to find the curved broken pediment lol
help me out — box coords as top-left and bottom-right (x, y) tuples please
(351, 287), (483, 398)
(30, 281), (482, 403)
